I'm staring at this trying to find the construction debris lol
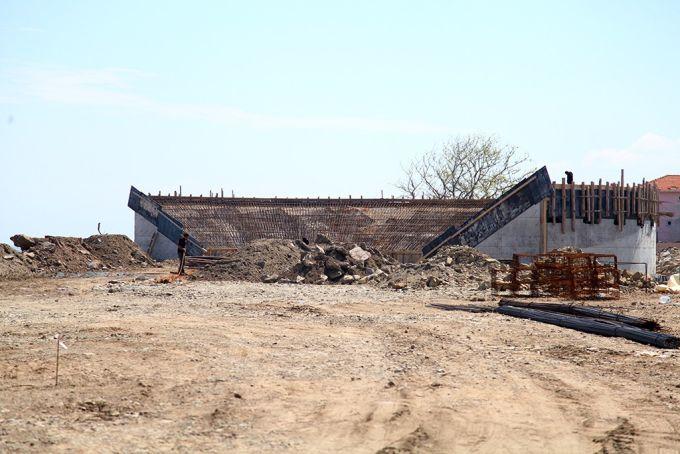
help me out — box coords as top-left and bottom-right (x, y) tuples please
(620, 269), (654, 289)
(657, 247), (680, 276)
(492, 250), (620, 299)
(194, 238), (398, 284)
(1, 234), (155, 280)
(0, 243), (34, 280)
(380, 245), (502, 290)
(497, 299), (660, 330)
(193, 237), (501, 292)
(427, 298), (679, 348)
(9, 234), (39, 250)
(496, 304), (679, 349)
(655, 274), (680, 294)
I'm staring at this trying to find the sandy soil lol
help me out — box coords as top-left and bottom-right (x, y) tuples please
(2, 269), (680, 453)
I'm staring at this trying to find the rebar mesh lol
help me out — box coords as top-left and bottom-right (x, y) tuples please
(151, 196), (490, 254)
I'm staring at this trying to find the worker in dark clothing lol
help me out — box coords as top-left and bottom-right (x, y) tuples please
(177, 232), (189, 275)
(565, 171), (574, 184)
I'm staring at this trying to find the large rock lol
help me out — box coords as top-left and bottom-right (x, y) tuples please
(10, 234), (38, 251)
(325, 245), (348, 262)
(324, 257), (344, 280)
(341, 274), (355, 284)
(389, 279), (408, 290)
(349, 246), (371, 263)
(262, 274), (279, 283)
(314, 233), (333, 244)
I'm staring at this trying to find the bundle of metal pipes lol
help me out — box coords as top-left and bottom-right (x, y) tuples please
(497, 299), (679, 349)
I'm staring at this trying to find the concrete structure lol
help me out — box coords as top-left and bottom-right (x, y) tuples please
(134, 213), (180, 260)
(128, 186), (488, 261)
(476, 204), (657, 275)
(129, 170), (660, 275)
(652, 175), (680, 243)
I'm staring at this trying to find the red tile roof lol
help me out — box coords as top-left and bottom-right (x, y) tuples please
(652, 175), (680, 191)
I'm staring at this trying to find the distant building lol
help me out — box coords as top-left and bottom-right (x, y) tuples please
(652, 175), (680, 243)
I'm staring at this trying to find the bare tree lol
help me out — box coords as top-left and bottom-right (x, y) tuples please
(397, 134), (531, 199)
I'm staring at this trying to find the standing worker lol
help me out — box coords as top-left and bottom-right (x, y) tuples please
(177, 231), (189, 275)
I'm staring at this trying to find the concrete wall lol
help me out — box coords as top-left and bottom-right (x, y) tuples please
(477, 203), (657, 275)
(476, 204), (543, 260)
(134, 213), (178, 260)
(658, 191), (680, 243)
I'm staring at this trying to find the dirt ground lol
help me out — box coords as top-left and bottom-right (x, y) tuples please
(2, 267), (680, 453)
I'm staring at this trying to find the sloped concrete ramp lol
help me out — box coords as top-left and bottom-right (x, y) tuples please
(422, 166), (552, 258)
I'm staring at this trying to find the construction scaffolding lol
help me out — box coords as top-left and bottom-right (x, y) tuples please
(548, 174), (660, 232)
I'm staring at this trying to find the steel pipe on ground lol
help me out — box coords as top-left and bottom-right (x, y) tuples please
(496, 305), (680, 349)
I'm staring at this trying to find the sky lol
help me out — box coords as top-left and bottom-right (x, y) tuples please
(1, 1), (680, 242)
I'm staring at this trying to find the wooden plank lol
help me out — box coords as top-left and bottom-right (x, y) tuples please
(635, 183), (640, 223)
(605, 181), (610, 217)
(147, 231), (158, 255)
(643, 181), (648, 220)
(620, 170), (625, 231)
(597, 179), (603, 223)
(645, 183), (648, 222)
(631, 183), (637, 219)
(653, 183), (658, 222)
(588, 181), (595, 224)
(615, 175), (619, 229)
(580, 182), (585, 220)
(571, 181), (576, 231)
(550, 181), (556, 223)
(561, 177), (566, 234)
(612, 183), (618, 227)
(540, 199), (548, 253)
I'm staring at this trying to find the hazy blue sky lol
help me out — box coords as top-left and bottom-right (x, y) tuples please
(1, 1), (680, 242)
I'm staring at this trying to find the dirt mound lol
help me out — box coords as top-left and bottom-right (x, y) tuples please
(197, 239), (302, 282)
(658, 247), (680, 276)
(2, 234), (155, 279)
(0, 244), (34, 280)
(82, 235), (154, 269)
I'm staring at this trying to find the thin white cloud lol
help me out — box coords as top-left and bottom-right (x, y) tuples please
(0, 65), (449, 134)
(584, 133), (680, 165)
(562, 133), (680, 183)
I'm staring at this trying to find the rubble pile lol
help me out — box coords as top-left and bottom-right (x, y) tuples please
(619, 269), (653, 289)
(657, 247), (680, 276)
(196, 235), (501, 292)
(0, 234), (155, 279)
(197, 235), (398, 284)
(380, 245), (502, 290)
(282, 235), (398, 285)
